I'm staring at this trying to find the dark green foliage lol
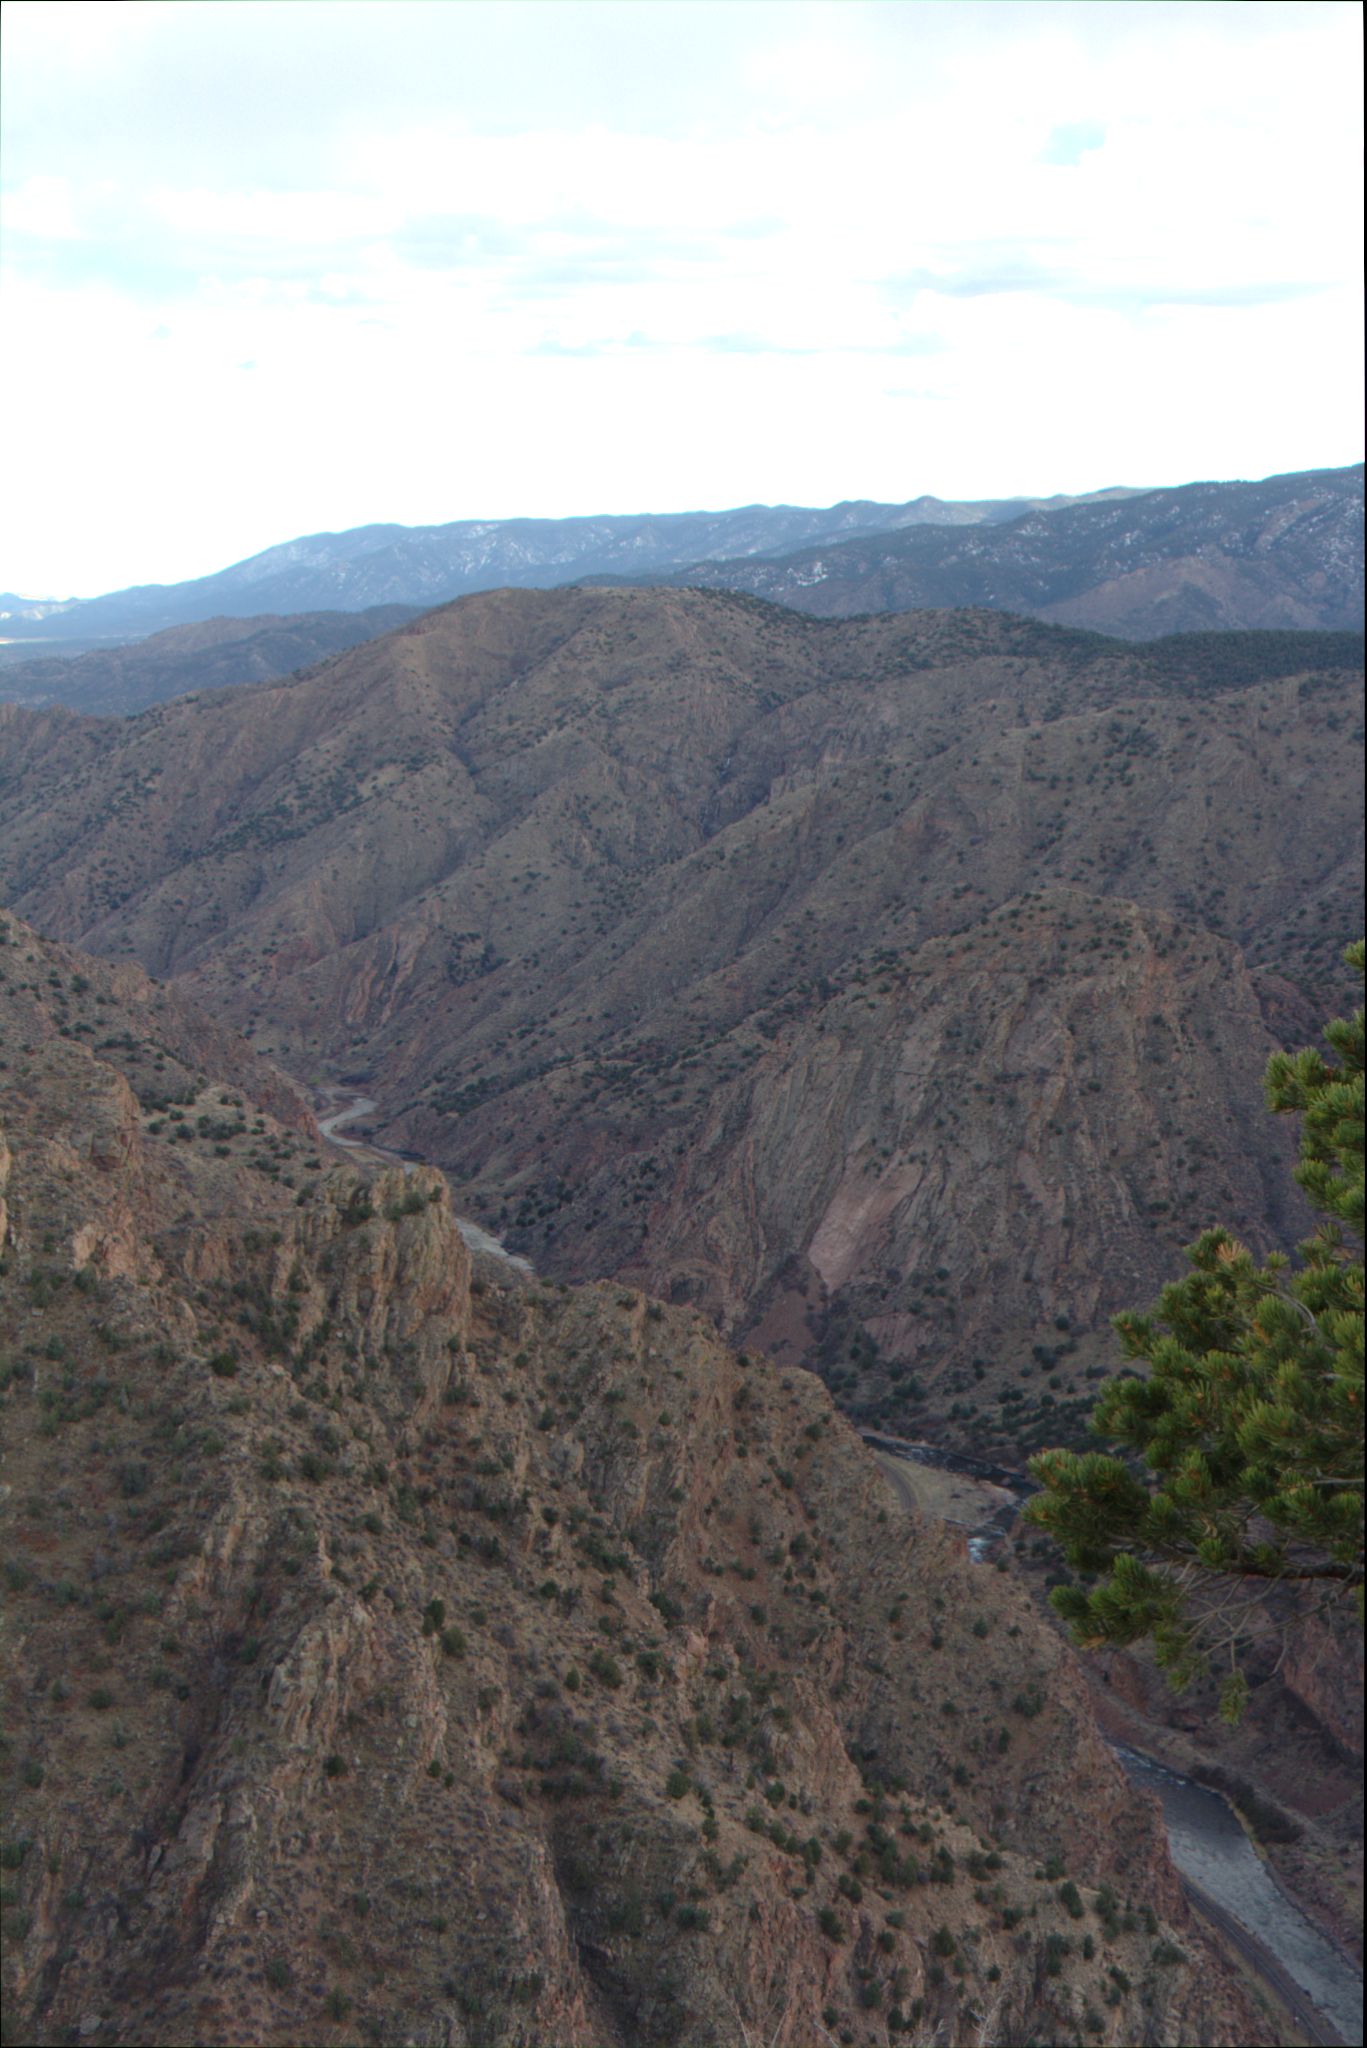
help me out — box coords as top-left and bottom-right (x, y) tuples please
(587, 1648), (623, 1689)
(1137, 630), (1365, 694)
(1043, 1932), (1071, 1976)
(1028, 945), (1364, 1718)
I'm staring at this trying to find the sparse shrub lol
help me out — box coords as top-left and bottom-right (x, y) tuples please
(1044, 1932), (1071, 1975)
(588, 1649), (622, 1689)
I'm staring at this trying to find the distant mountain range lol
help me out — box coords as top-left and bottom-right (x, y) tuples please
(0, 486), (1132, 650)
(7, 465), (1357, 663)
(613, 464), (1365, 638)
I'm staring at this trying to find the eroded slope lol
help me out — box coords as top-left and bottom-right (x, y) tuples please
(0, 913), (1262, 2047)
(1, 592), (1361, 1450)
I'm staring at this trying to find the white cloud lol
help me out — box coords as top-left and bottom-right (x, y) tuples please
(0, 0), (1361, 594)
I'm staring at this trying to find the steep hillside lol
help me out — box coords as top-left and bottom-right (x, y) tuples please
(1, 590), (1361, 1454)
(628, 466), (1365, 639)
(0, 911), (1261, 2047)
(0, 608), (423, 716)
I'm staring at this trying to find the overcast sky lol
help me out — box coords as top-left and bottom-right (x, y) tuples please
(2, 0), (1362, 598)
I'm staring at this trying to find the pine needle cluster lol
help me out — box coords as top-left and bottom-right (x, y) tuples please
(1027, 942), (1364, 1721)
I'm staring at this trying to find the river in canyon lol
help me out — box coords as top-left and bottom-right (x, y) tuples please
(867, 1431), (1362, 2046)
(1116, 1744), (1361, 2045)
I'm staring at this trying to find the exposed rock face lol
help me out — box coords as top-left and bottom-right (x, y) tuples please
(0, 918), (1264, 2046)
(3, 590), (1357, 1454)
(586, 903), (1313, 1415)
